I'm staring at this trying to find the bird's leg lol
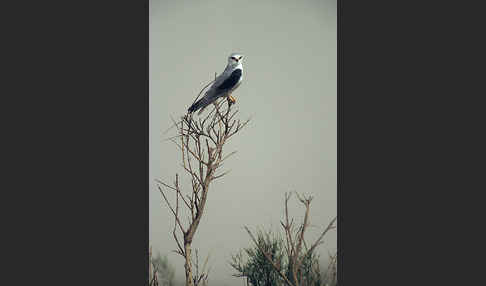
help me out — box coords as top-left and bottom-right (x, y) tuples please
(228, 95), (236, 105)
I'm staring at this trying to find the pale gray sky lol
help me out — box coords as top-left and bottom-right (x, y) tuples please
(150, 0), (336, 284)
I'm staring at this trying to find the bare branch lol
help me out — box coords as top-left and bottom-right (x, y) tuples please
(212, 169), (231, 180)
(304, 216), (337, 258)
(157, 185), (185, 234)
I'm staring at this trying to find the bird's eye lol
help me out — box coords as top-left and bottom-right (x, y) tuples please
(231, 56), (238, 61)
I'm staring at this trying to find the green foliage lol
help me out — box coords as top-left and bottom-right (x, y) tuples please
(230, 229), (284, 286)
(152, 251), (175, 286)
(230, 229), (333, 286)
(284, 251), (324, 286)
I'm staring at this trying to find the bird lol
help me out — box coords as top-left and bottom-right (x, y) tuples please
(188, 53), (244, 115)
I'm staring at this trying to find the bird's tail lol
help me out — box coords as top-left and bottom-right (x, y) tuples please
(188, 96), (211, 114)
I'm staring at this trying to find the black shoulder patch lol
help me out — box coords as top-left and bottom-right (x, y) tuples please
(217, 69), (242, 91)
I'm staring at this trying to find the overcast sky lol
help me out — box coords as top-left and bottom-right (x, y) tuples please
(150, 0), (336, 284)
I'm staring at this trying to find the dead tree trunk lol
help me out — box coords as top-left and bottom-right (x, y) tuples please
(184, 242), (193, 286)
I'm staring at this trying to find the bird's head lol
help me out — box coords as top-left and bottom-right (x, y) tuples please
(228, 53), (244, 66)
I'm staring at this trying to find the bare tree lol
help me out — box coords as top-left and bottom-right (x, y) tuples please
(244, 192), (337, 286)
(323, 252), (337, 286)
(149, 245), (176, 286)
(191, 248), (211, 286)
(157, 79), (250, 286)
(149, 246), (159, 286)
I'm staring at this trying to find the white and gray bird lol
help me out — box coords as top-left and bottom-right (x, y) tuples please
(188, 53), (244, 115)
